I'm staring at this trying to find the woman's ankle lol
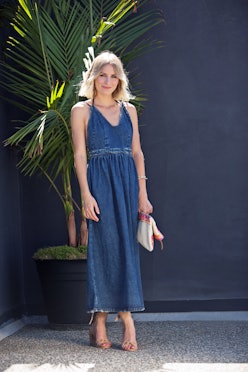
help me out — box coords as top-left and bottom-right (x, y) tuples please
(95, 312), (108, 323)
(118, 311), (132, 322)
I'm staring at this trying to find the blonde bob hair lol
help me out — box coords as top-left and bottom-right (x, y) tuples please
(78, 51), (134, 101)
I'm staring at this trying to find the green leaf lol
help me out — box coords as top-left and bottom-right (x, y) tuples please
(1, 0), (164, 245)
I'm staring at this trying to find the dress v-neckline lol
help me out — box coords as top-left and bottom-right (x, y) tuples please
(93, 104), (122, 127)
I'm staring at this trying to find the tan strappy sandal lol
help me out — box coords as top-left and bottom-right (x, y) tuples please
(122, 340), (138, 352)
(89, 328), (112, 349)
(115, 313), (138, 352)
(89, 313), (112, 350)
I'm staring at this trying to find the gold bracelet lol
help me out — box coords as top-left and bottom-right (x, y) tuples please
(138, 175), (148, 180)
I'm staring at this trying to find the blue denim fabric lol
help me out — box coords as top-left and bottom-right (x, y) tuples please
(86, 104), (145, 313)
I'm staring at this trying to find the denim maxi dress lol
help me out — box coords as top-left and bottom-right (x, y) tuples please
(86, 102), (144, 314)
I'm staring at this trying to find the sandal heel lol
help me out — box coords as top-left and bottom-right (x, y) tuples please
(89, 315), (111, 350)
(118, 312), (138, 352)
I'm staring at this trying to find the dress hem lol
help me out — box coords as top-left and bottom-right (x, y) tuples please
(87, 307), (145, 314)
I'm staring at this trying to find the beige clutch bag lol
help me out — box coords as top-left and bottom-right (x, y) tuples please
(137, 212), (164, 252)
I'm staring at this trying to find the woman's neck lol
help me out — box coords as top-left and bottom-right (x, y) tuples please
(93, 95), (117, 109)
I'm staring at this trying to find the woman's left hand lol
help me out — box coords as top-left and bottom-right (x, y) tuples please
(138, 195), (153, 214)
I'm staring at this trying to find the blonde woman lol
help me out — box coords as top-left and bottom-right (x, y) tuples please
(71, 51), (152, 351)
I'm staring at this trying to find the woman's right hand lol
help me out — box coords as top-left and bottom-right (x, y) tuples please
(83, 194), (100, 222)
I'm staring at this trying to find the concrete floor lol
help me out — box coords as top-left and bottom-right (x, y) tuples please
(0, 314), (248, 372)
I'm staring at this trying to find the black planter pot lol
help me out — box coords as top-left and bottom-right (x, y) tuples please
(35, 259), (89, 327)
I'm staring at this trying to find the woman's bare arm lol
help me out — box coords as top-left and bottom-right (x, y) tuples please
(126, 103), (153, 214)
(71, 103), (100, 221)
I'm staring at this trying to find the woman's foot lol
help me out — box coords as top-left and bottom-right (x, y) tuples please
(89, 312), (111, 349)
(118, 312), (138, 352)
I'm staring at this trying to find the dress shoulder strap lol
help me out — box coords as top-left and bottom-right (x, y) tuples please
(121, 101), (131, 119)
(85, 100), (94, 114)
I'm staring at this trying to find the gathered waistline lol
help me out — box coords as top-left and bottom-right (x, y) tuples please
(89, 147), (132, 157)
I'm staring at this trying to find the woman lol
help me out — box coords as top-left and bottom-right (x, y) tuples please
(71, 51), (153, 351)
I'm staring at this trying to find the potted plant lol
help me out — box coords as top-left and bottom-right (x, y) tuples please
(33, 245), (89, 326)
(1, 0), (163, 325)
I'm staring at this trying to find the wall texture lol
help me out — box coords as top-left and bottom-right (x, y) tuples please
(0, 99), (25, 325)
(1, 0), (248, 324)
(138, 0), (248, 310)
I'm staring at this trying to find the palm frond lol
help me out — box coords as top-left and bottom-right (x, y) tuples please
(1, 0), (164, 244)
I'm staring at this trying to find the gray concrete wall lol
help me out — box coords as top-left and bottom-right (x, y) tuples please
(0, 99), (25, 325)
(138, 0), (248, 310)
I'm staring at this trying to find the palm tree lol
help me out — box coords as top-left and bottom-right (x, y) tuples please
(1, 0), (163, 250)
